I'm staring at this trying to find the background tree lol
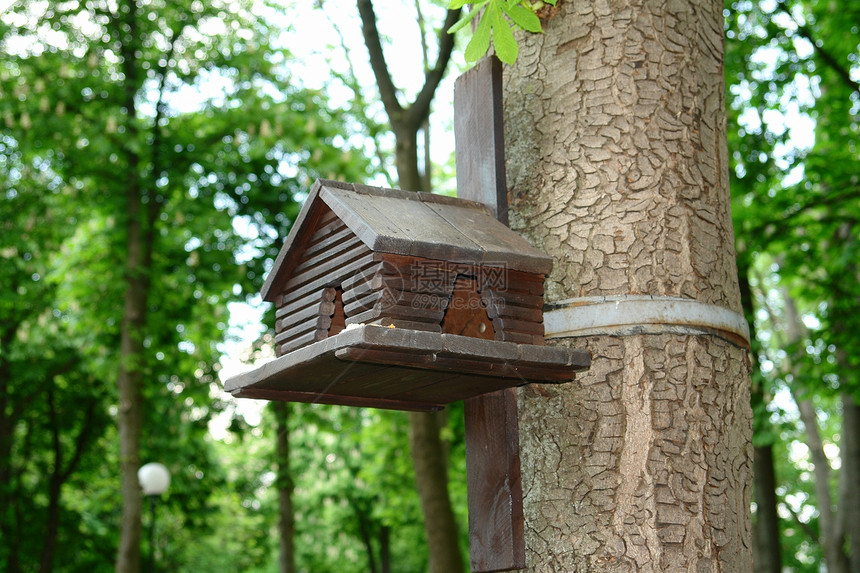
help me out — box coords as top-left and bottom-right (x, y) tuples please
(0, 1), (369, 570)
(354, 2), (467, 572)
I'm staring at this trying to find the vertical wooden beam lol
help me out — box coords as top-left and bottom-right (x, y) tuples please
(454, 57), (509, 226)
(455, 56), (526, 573)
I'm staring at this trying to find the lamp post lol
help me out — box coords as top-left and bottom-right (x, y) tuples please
(138, 462), (170, 573)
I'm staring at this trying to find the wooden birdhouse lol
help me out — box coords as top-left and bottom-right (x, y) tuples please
(224, 179), (589, 411)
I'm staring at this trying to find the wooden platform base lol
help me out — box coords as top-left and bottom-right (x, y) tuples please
(224, 324), (590, 411)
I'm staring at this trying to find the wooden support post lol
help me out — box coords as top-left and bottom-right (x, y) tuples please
(455, 56), (526, 572)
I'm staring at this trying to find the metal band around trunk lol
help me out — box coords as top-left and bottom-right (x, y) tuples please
(543, 295), (751, 348)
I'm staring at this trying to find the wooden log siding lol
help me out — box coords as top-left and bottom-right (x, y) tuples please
(274, 209), (377, 356)
(480, 269), (547, 346)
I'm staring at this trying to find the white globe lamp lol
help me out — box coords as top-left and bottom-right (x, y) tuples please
(138, 462), (171, 495)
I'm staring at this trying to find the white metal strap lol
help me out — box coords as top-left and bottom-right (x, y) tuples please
(543, 295), (751, 347)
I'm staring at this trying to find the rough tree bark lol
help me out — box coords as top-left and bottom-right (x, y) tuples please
(502, 1), (754, 570)
(356, 3), (465, 572)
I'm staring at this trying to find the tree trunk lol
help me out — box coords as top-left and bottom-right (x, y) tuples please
(0, 330), (21, 573)
(409, 410), (464, 573)
(40, 386), (63, 573)
(795, 398), (846, 572)
(113, 1), (157, 570)
(503, 1), (753, 569)
(355, 3), (463, 570)
(839, 393), (860, 571)
(780, 292), (848, 573)
(738, 258), (781, 573)
(401, 127), (463, 573)
(115, 183), (148, 573)
(273, 403), (295, 573)
(379, 525), (391, 573)
(752, 445), (781, 573)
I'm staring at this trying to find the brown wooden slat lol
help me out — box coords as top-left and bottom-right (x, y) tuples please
(277, 301), (335, 332)
(496, 330), (542, 345)
(340, 260), (397, 291)
(275, 329), (327, 356)
(275, 318), (326, 346)
(345, 306), (442, 327)
(392, 290), (450, 312)
(344, 306), (383, 326)
(316, 207), (339, 227)
(345, 303), (444, 327)
(276, 287), (336, 320)
(380, 253), (458, 294)
(280, 252), (376, 307)
(483, 290), (543, 309)
(342, 274), (402, 306)
(487, 302), (542, 323)
(292, 234), (365, 277)
(498, 269), (545, 295)
(284, 241), (371, 292)
(343, 291), (383, 316)
(299, 223), (353, 263)
(302, 211), (343, 245)
(494, 317), (544, 336)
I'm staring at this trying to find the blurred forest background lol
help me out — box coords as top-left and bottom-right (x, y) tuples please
(0, 0), (858, 572)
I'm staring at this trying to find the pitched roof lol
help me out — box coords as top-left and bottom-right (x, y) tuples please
(261, 179), (553, 302)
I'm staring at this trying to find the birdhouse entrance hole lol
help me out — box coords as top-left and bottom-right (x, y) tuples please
(441, 275), (495, 340)
(328, 286), (346, 336)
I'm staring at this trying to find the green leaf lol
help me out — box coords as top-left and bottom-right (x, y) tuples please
(448, 0), (477, 8)
(447, 5), (484, 35)
(489, 3), (518, 64)
(464, 6), (492, 62)
(501, 2), (542, 33)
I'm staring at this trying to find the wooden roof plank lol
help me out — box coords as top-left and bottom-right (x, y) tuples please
(319, 185), (413, 254)
(322, 183), (487, 263)
(422, 201), (553, 275)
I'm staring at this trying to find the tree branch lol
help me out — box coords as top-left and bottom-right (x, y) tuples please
(357, 0), (460, 132)
(782, 499), (819, 542)
(408, 7), (461, 129)
(775, 2), (860, 95)
(357, 0), (403, 121)
(60, 397), (100, 483)
(795, 24), (860, 96)
(322, 7), (397, 187)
